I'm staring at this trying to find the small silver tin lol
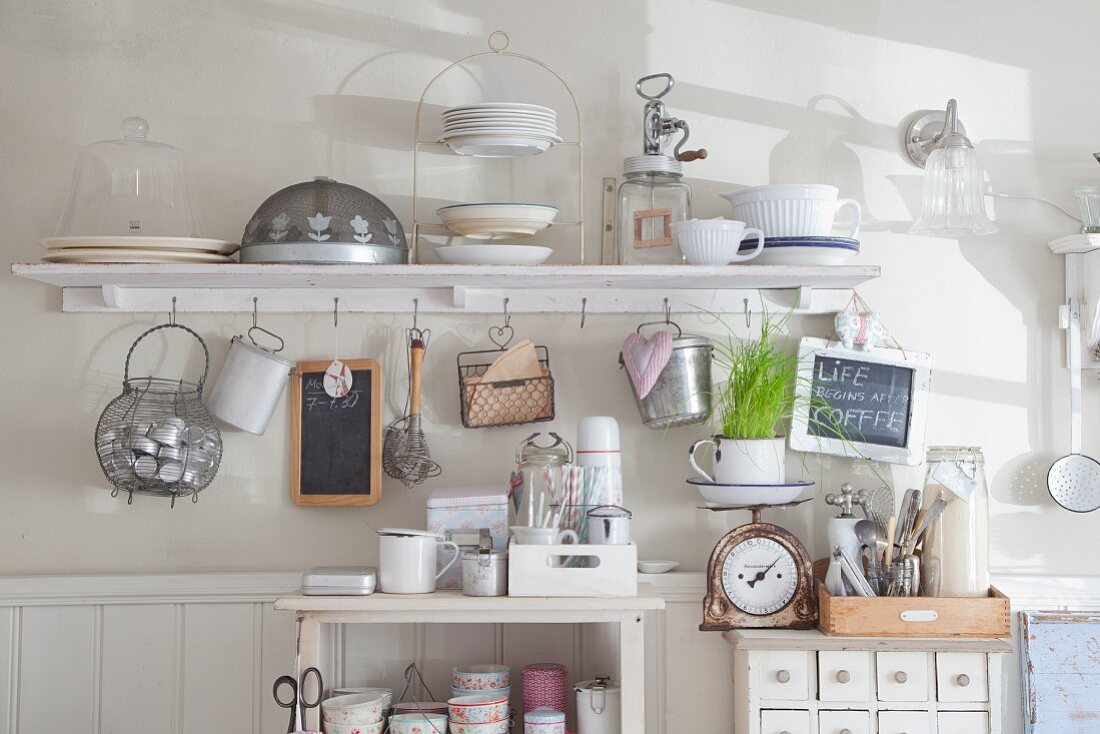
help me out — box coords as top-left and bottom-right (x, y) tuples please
(148, 426), (182, 446)
(181, 425), (207, 444)
(160, 417), (187, 430)
(158, 459), (184, 482)
(302, 566), (378, 596)
(128, 437), (160, 456)
(133, 455), (159, 479)
(158, 445), (182, 461)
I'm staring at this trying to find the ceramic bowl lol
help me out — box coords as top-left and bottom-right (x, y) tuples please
(447, 693), (510, 724)
(386, 713), (448, 734)
(719, 184), (862, 238)
(328, 688), (393, 711)
(637, 560), (680, 574)
(321, 693), (386, 725)
(452, 664), (511, 691)
(453, 686), (510, 698)
(447, 719), (511, 734)
(323, 720), (384, 734)
(436, 203), (558, 240)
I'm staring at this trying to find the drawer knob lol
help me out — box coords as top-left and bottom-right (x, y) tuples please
(956, 673), (971, 687)
(836, 669), (851, 684)
(840, 729), (852, 734)
(779, 731), (791, 734)
(776, 669), (791, 683)
(894, 670), (908, 684)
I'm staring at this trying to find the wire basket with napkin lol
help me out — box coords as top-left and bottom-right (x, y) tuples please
(457, 326), (555, 429)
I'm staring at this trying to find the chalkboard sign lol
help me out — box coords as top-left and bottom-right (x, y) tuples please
(790, 338), (931, 466)
(291, 359), (382, 506)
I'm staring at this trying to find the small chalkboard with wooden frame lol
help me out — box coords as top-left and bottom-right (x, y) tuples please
(291, 359), (382, 506)
(790, 337), (932, 466)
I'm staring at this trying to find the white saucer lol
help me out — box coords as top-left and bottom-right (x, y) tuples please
(637, 560), (680, 574)
(686, 478), (814, 506)
(435, 245), (552, 265)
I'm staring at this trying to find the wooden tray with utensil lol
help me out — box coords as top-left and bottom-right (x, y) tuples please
(814, 561), (1010, 638)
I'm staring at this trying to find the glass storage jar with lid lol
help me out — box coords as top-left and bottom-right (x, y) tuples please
(616, 154), (691, 265)
(54, 116), (203, 238)
(920, 446), (990, 597)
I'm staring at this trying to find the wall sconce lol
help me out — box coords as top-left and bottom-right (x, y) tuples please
(903, 98), (997, 236)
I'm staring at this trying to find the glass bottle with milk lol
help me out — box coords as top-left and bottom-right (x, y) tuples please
(920, 446), (989, 597)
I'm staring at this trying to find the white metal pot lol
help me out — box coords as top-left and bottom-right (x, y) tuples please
(689, 436), (786, 485)
(209, 335), (294, 435)
(574, 677), (621, 734)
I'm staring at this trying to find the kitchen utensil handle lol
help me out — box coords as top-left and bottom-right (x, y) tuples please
(1069, 297), (1083, 455)
(677, 148), (708, 162)
(410, 338), (425, 416)
(884, 516), (897, 565)
(837, 197), (862, 239)
(688, 438), (717, 483)
(434, 540), (461, 581)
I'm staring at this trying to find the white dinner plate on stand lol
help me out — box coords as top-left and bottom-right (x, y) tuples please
(435, 245), (552, 266)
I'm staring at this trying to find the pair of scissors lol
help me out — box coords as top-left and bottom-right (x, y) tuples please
(273, 666), (322, 733)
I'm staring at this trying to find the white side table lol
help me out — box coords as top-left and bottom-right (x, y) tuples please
(725, 629), (1012, 734)
(275, 591), (665, 733)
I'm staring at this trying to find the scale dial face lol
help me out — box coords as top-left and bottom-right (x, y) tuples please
(720, 537), (799, 616)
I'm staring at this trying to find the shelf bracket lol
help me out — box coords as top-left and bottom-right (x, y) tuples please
(795, 286), (814, 310)
(453, 286), (468, 310)
(101, 284), (124, 309)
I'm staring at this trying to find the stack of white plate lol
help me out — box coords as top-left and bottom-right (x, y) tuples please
(439, 103), (562, 157)
(434, 203), (556, 265)
(40, 236), (236, 263)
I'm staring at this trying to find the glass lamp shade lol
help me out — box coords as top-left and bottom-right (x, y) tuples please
(910, 142), (997, 237)
(53, 116), (203, 238)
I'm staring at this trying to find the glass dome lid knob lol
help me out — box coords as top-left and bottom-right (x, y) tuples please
(121, 116), (150, 140)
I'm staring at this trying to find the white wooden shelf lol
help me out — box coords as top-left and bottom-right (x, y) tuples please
(275, 590), (664, 733)
(11, 262), (880, 314)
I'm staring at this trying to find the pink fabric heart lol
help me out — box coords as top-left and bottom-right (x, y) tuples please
(621, 331), (674, 399)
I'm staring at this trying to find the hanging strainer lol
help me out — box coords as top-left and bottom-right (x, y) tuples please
(1048, 297), (1100, 512)
(94, 322), (223, 506)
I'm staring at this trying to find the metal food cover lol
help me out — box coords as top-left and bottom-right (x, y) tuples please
(240, 176), (408, 263)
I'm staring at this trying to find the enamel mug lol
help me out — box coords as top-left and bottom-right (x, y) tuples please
(377, 529), (459, 594)
(586, 506), (632, 545)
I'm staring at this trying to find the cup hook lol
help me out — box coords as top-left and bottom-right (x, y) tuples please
(744, 298), (751, 329)
(663, 297), (671, 325)
(580, 297), (588, 329)
(170, 296), (177, 325)
(333, 297), (339, 328)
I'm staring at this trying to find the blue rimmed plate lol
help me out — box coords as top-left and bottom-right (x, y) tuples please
(739, 236), (859, 265)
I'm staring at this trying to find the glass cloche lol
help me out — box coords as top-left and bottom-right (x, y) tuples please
(54, 117), (204, 238)
(240, 177), (408, 264)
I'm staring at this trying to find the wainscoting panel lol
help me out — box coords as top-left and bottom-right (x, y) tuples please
(0, 571), (1068, 734)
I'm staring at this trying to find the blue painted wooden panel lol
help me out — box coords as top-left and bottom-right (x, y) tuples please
(1022, 612), (1100, 734)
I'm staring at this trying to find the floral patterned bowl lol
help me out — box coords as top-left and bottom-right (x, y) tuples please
(387, 713), (448, 734)
(320, 693), (386, 725)
(452, 664), (510, 691)
(452, 686), (510, 699)
(323, 720), (384, 734)
(447, 719), (510, 734)
(447, 694), (509, 725)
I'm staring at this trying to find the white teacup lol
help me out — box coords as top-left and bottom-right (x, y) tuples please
(671, 218), (766, 265)
(378, 530), (460, 594)
(688, 436), (786, 486)
(719, 184), (862, 238)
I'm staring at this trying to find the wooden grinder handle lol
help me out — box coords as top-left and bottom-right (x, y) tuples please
(409, 339), (425, 415)
(677, 148), (708, 162)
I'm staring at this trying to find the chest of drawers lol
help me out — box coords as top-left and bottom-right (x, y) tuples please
(725, 629), (1011, 734)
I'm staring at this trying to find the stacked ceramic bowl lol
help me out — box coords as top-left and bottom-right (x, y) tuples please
(321, 692), (388, 734)
(719, 184), (863, 265)
(448, 694), (511, 734)
(440, 102), (562, 157)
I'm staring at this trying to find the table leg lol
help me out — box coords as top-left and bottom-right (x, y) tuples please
(298, 613), (323, 732)
(619, 612), (646, 734)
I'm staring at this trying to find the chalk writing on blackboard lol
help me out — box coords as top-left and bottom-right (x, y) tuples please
(807, 356), (913, 448)
(291, 359), (382, 506)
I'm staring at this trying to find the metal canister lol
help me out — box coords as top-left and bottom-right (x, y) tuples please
(574, 676), (621, 734)
(462, 531), (507, 597)
(208, 335), (295, 435)
(586, 506), (632, 545)
(621, 335), (712, 429)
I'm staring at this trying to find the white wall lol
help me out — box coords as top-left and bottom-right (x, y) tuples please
(4, 0), (1100, 730)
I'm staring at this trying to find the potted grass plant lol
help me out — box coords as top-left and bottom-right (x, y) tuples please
(689, 314), (797, 485)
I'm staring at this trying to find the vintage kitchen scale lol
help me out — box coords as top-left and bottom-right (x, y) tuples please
(700, 500), (818, 631)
